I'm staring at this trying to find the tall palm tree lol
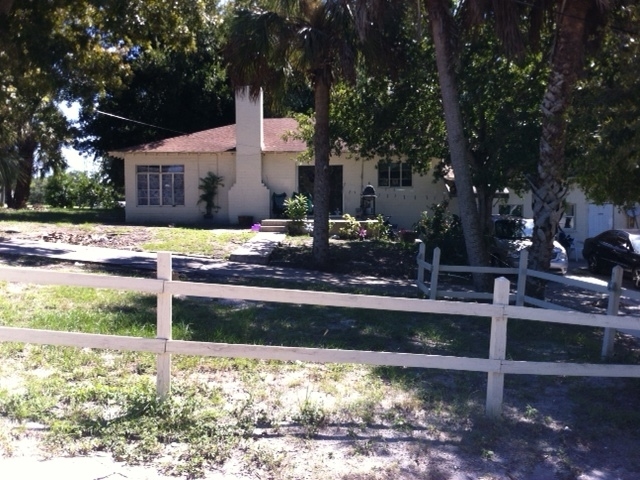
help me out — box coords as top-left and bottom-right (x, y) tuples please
(424, 0), (610, 292)
(528, 0), (607, 279)
(225, 0), (404, 268)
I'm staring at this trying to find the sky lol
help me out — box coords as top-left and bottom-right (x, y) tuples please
(59, 102), (97, 173)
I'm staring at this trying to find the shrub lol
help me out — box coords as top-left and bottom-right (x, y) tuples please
(367, 214), (392, 240)
(338, 214), (361, 239)
(415, 201), (467, 264)
(284, 194), (309, 235)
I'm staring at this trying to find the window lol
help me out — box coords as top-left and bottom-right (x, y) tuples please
(498, 204), (523, 217)
(560, 203), (575, 229)
(137, 165), (184, 206)
(378, 161), (412, 187)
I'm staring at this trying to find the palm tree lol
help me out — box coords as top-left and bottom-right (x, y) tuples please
(528, 0), (607, 281)
(198, 172), (224, 219)
(224, 0), (404, 269)
(424, 0), (610, 292)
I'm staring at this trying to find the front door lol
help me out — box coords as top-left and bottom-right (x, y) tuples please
(588, 203), (614, 237)
(298, 165), (343, 215)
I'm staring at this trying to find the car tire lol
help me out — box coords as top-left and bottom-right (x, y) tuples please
(588, 254), (602, 274)
(633, 268), (640, 289)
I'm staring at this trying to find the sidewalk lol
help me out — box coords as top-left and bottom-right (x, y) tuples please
(0, 237), (417, 296)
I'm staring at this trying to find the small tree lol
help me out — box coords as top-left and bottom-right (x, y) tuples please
(198, 172), (224, 219)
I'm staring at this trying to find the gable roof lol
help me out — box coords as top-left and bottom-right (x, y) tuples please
(113, 118), (306, 154)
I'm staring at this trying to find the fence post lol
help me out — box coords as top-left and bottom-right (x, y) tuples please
(156, 252), (173, 400)
(515, 250), (528, 306)
(486, 276), (510, 418)
(429, 247), (441, 300)
(601, 265), (623, 358)
(417, 242), (425, 291)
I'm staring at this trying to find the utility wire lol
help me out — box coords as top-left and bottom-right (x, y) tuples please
(96, 110), (188, 135)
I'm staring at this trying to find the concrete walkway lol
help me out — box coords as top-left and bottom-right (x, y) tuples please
(228, 231), (286, 265)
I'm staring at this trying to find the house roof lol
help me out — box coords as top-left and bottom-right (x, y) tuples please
(112, 118), (306, 154)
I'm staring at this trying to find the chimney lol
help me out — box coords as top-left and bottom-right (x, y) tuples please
(228, 86), (270, 224)
(235, 87), (264, 154)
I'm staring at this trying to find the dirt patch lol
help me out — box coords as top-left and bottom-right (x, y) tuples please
(1, 224), (154, 251)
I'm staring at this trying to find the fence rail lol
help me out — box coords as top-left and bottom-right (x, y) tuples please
(1, 252), (639, 419)
(417, 244), (640, 357)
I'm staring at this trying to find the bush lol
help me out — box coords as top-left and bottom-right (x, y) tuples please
(44, 171), (119, 209)
(367, 214), (392, 240)
(338, 214), (392, 241)
(414, 201), (467, 264)
(284, 194), (310, 235)
(338, 214), (362, 239)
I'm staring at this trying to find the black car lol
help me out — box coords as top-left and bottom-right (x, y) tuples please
(582, 229), (640, 287)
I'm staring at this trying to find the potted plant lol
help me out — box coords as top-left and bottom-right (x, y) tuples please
(197, 172), (224, 219)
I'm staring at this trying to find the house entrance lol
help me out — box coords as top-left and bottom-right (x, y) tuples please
(298, 165), (343, 215)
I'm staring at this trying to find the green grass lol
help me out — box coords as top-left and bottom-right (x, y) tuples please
(142, 228), (256, 257)
(0, 207), (126, 225)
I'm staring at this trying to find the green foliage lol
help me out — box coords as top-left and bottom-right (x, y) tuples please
(44, 171), (118, 209)
(44, 174), (74, 208)
(338, 214), (390, 241)
(197, 172), (224, 217)
(284, 194), (309, 236)
(29, 177), (48, 205)
(338, 214), (362, 240)
(568, 6), (640, 207)
(415, 202), (467, 265)
(367, 214), (392, 240)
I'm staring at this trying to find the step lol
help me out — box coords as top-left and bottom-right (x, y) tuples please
(259, 225), (287, 233)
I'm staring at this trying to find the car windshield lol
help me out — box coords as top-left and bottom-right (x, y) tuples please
(494, 218), (533, 240)
(630, 234), (640, 253)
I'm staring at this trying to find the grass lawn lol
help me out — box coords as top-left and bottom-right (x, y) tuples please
(0, 208), (640, 478)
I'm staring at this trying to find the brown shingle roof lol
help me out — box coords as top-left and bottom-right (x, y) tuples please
(113, 118), (306, 154)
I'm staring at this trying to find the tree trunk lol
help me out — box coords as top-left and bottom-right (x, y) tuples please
(4, 179), (14, 208)
(12, 137), (37, 209)
(426, 0), (491, 291)
(528, 0), (591, 297)
(311, 76), (331, 269)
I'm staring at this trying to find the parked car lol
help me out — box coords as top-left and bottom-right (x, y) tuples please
(491, 215), (569, 274)
(582, 229), (640, 287)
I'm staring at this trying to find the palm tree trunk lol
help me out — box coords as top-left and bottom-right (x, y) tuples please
(312, 76), (331, 269)
(426, 0), (490, 290)
(529, 0), (591, 296)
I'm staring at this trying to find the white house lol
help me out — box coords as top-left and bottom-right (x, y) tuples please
(111, 88), (451, 230)
(111, 88), (636, 244)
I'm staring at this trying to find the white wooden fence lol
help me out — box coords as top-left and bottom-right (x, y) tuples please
(417, 244), (640, 358)
(1, 252), (639, 419)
